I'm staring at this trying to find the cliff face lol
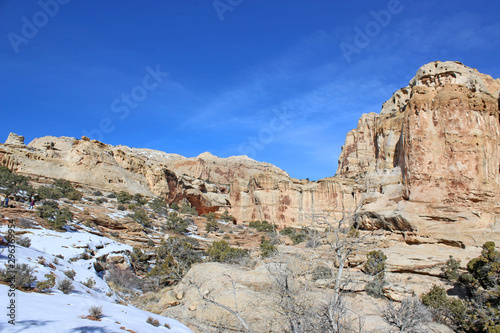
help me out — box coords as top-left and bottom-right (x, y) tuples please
(2, 61), (500, 245)
(227, 61), (500, 246)
(337, 61), (500, 203)
(229, 174), (359, 228)
(0, 135), (285, 215)
(327, 61), (500, 245)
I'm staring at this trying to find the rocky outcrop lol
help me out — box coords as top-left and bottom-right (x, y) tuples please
(0, 135), (287, 215)
(163, 151), (288, 185)
(229, 62), (500, 234)
(229, 174), (360, 227)
(4, 133), (25, 146)
(353, 212), (414, 231)
(329, 61), (500, 245)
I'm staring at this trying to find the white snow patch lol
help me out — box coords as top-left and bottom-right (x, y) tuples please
(0, 284), (192, 332)
(107, 211), (128, 220)
(0, 225), (193, 332)
(186, 234), (208, 241)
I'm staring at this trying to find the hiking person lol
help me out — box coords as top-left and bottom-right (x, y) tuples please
(4, 197), (9, 207)
(29, 197), (35, 210)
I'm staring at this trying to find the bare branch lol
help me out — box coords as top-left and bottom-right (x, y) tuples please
(189, 274), (254, 333)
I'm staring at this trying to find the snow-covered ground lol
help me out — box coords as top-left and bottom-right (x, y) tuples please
(0, 225), (193, 332)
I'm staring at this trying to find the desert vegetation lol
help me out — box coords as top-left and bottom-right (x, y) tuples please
(0, 165), (33, 198)
(1, 159), (499, 332)
(37, 200), (74, 229)
(0, 263), (37, 289)
(422, 242), (500, 332)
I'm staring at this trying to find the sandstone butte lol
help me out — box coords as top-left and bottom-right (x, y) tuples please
(1, 61), (500, 248)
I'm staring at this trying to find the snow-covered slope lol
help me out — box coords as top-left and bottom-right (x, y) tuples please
(0, 225), (193, 333)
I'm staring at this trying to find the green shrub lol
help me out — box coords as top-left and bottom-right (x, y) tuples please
(36, 186), (63, 200)
(57, 278), (73, 294)
(422, 242), (500, 332)
(364, 250), (387, 279)
(128, 207), (150, 227)
(207, 240), (248, 263)
(422, 285), (468, 331)
(53, 179), (83, 200)
(220, 210), (234, 222)
(150, 197), (168, 216)
(364, 250), (387, 298)
(279, 226), (307, 244)
(365, 278), (386, 298)
(37, 201), (73, 229)
(203, 212), (216, 221)
(133, 193), (148, 205)
(464, 241), (500, 290)
(0, 166), (32, 197)
(93, 190), (103, 196)
(107, 192), (117, 198)
(205, 220), (219, 233)
(117, 204), (125, 211)
(38, 179), (82, 200)
(0, 263), (36, 289)
(130, 247), (150, 273)
(36, 274), (56, 292)
(260, 237), (277, 258)
(170, 203), (179, 211)
(42, 199), (59, 209)
(16, 236), (31, 247)
(64, 269), (76, 280)
(290, 233), (307, 245)
(421, 285), (449, 310)
(442, 255), (461, 281)
(179, 204), (197, 215)
(311, 265), (332, 281)
(147, 238), (202, 286)
(96, 197), (107, 204)
(280, 227), (296, 237)
(117, 191), (133, 204)
(248, 220), (276, 232)
(166, 212), (190, 234)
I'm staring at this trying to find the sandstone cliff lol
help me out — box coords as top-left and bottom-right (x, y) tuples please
(1, 61), (500, 247)
(227, 61), (500, 247)
(0, 135), (286, 215)
(335, 61), (500, 245)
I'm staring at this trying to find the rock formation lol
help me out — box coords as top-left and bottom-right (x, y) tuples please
(335, 61), (500, 246)
(0, 134), (286, 215)
(229, 174), (360, 228)
(1, 61), (499, 247)
(4, 132), (25, 146)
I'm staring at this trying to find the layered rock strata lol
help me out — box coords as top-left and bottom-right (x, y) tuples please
(0, 135), (284, 214)
(334, 61), (500, 245)
(1, 61), (499, 246)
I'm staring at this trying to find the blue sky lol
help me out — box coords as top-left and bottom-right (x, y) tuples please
(1, 1), (499, 180)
